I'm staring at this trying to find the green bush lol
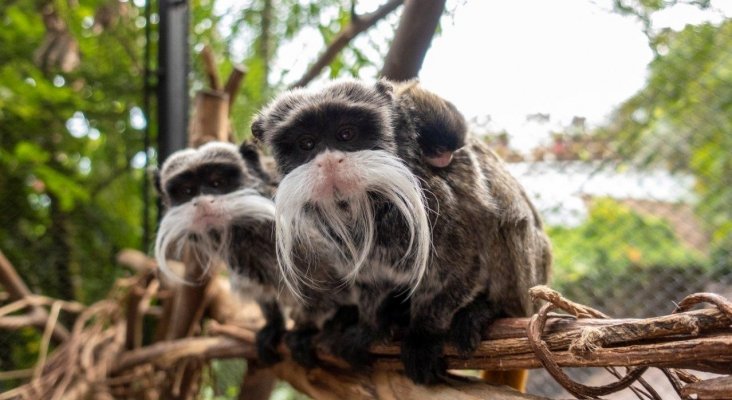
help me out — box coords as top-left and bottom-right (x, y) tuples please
(548, 197), (708, 286)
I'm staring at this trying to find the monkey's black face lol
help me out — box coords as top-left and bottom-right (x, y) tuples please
(270, 103), (389, 176)
(154, 142), (276, 284)
(252, 80), (431, 297)
(164, 162), (244, 206)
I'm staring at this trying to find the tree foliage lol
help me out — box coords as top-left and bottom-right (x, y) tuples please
(0, 0), (147, 302)
(0, 0), (400, 307)
(600, 19), (732, 259)
(548, 198), (706, 285)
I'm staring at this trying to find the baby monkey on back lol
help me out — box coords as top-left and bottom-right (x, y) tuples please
(253, 79), (551, 384)
(154, 141), (287, 364)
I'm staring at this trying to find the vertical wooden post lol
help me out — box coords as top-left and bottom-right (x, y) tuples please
(188, 90), (230, 148)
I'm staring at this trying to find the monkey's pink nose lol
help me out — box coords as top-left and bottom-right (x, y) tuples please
(193, 196), (216, 207)
(314, 151), (346, 170)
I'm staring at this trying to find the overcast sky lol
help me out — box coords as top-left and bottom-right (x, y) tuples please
(215, 0), (731, 151)
(416, 0), (731, 150)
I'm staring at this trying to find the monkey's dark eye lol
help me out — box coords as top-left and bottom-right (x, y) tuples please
(211, 180), (220, 188)
(336, 126), (356, 142)
(183, 187), (193, 195)
(298, 135), (316, 151)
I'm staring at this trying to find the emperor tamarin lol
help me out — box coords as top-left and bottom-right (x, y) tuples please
(154, 141), (288, 364)
(251, 79), (551, 383)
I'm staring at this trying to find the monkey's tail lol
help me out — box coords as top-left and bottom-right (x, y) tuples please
(480, 369), (529, 393)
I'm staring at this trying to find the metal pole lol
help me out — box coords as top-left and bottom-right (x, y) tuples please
(157, 0), (189, 163)
(141, 0), (153, 251)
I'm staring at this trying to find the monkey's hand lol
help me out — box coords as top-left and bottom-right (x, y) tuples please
(400, 329), (447, 385)
(448, 312), (483, 357)
(448, 295), (500, 358)
(256, 299), (285, 365)
(284, 326), (319, 369)
(319, 306), (375, 370)
(329, 324), (376, 370)
(256, 322), (284, 365)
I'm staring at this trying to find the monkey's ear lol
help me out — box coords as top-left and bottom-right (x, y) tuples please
(375, 79), (394, 99)
(239, 141), (274, 185)
(239, 141), (261, 164)
(251, 115), (265, 141)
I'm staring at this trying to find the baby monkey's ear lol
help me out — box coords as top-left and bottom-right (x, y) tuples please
(375, 79), (395, 101)
(399, 82), (467, 168)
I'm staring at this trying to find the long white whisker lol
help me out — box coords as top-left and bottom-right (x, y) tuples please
(274, 150), (432, 297)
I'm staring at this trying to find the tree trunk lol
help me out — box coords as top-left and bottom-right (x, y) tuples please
(380, 0), (446, 80)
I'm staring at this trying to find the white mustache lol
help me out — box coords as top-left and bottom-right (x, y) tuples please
(275, 150), (431, 299)
(154, 188), (275, 285)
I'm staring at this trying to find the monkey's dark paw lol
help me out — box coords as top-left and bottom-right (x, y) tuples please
(448, 312), (484, 358)
(400, 330), (446, 385)
(256, 324), (284, 366)
(285, 327), (318, 369)
(329, 325), (376, 371)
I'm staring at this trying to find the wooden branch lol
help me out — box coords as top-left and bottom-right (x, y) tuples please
(380, 0), (445, 81)
(188, 90), (230, 147)
(0, 251), (35, 300)
(208, 312), (732, 375)
(373, 308), (732, 358)
(237, 362), (276, 400)
(271, 362), (544, 400)
(372, 335), (732, 373)
(113, 336), (255, 373)
(201, 45), (220, 90)
(0, 250), (69, 342)
(0, 369), (33, 381)
(159, 248), (218, 399)
(116, 249), (157, 273)
(111, 335), (542, 399)
(0, 313), (46, 330)
(681, 376), (732, 400)
(290, 0), (404, 88)
(224, 65), (247, 111)
(124, 274), (156, 350)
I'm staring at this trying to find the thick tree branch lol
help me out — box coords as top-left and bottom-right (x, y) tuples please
(290, 0), (404, 88)
(380, 0), (446, 81)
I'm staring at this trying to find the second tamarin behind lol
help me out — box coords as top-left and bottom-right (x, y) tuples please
(154, 141), (354, 366)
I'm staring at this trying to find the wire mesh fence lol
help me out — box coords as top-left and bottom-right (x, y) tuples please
(503, 105), (732, 399)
